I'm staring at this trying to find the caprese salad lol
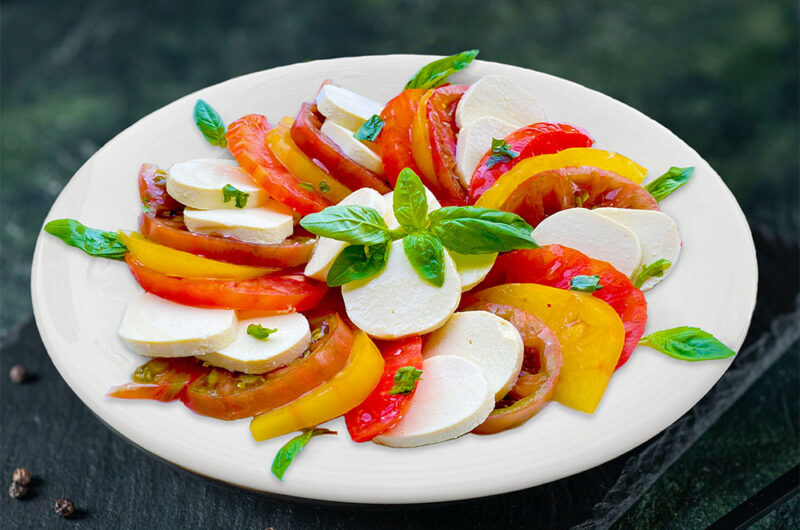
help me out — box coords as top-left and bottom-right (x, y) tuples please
(43, 50), (736, 480)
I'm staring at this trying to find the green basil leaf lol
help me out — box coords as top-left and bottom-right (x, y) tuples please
(326, 242), (389, 287)
(639, 326), (736, 361)
(644, 166), (694, 202)
(570, 274), (603, 293)
(193, 99), (227, 147)
(389, 366), (423, 395)
(404, 49), (479, 90)
(393, 168), (428, 231)
(634, 258), (672, 288)
(428, 206), (537, 254)
(271, 427), (337, 480)
(247, 324), (277, 340)
(485, 138), (520, 168)
(300, 205), (390, 245)
(354, 115), (385, 141)
(319, 180), (331, 193)
(43, 219), (127, 260)
(222, 184), (249, 208)
(403, 232), (445, 287)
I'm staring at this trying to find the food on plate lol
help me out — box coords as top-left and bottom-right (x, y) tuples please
(455, 116), (518, 186)
(315, 84), (384, 132)
(455, 74), (546, 129)
(165, 159), (269, 210)
(182, 200), (294, 244)
(320, 118), (385, 174)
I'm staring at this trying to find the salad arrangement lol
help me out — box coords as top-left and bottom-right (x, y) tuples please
(43, 51), (736, 479)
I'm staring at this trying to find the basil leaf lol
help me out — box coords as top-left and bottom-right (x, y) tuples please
(326, 242), (389, 287)
(271, 427), (337, 480)
(639, 327), (736, 361)
(428, 207), (538, 254)
(319, 180), (331, 193)
(570, 274), (603, 293)
(644, 166), (694, 202)
(222, 184), (249, 208)
(404, 49), (479, 90)
(403, 232), (445, 287)
(247, 324), (277, 340)
(389, 366), (423, 395)
(43, 219), (127, 260)
(393, 168), (428, 231)
(634, 258), (672, 288)
(300, 205), (391, 245)
(354, 115), (385, 141)
(193, 99), (227, 147)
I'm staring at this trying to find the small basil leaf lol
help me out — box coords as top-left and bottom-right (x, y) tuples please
(326, 242), (389, 287)
(354, 115), (385, 141)
(44, 219), (128, 260)
(428, 207), (537, 254)
(193, 99), (228, 147)
(634, 259), (672, 289)
(300, 205), (390, 245)
(271, 427), (337, 480)
(403, 232), (445, 287)
(644, 166), (694, 202)
(639, 327), (736, 361)
(393, 168), (428, 231)
(570, 275), (603, 293)
(247, 324), (277, 340)
(389, 366), (423, 395)
(222, 184), (249, 208)
(484, 138), (519, 169)
(319, 180), (331, 193)
(404, 49), (479, 90)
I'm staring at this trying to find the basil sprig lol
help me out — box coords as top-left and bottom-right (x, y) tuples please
(570, 275), (603, 293)
(222, 184), (249, 208)
(354, 115), (385, 141)
(404, 50), (479, 90)
(193, 99), (227, 148)
(644, 166), (694, 202)
(639, 327), (735, 361)
(389, 366), (423, 395)
(247, 324), (277, 340)
(271, 427), (337, 480)
(486, 138), (520, 169)
(634, 259), (672, 288)
(44, 219), (128, 260)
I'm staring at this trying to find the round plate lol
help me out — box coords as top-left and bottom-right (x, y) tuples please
(31, 55), (757, 504)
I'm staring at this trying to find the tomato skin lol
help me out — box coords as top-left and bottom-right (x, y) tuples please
(426, 85), (468, 204)
(108, 357), (205, 402)
(344, 336), (423, 443)
(125, 254), (328, 312)
(377, 89), (426, 187)
(138, 163), (183, 215)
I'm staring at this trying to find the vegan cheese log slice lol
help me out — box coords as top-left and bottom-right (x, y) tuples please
(532, 208), (642, 278)
(342, 239), (461, 339)
(455, 75), (546, 129)
(373, 355), (494, 447)
(183, 199), (294, 245)
(423, 311), (524, 400)
(382, 186), (441, 230)
(166, 159), (268, 210)
(320, 119), (385, 174)
(455, 116), (518, 187)
(200, 312), (311, 374)
(315, 84), (384, 132)
(118, 292), (237, 357)
(593, 208), (681, 290)
(304, 188), (390, 281)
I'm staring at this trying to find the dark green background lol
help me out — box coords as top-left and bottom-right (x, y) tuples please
(1, 1), (797, 528)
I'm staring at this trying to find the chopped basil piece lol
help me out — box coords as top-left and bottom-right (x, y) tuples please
(389, 366), (423, 395)
(570, 274), (603, 293)
(222, 184), (249, 208)
(634, 259), (672, 288)
(247, 324), (277, 340)
(193, 99), (228, 147)
(298, 182), (315, 192)
(639, 327), (736, 361)
(43, 219), (128, 260)
(485, 138), (519, 169)
(318, 180), (331, 193)
(271, 428), (337, 480)
(644, 166), (694, 202)
(404, 50), (479, 90)
(354, 115), (385, 141)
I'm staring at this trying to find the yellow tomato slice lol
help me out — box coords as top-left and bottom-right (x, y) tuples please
(118, 231), (273, 279)
(471, 283), (625, 414)
(475, 148), (647, 210)
(410, 89), (437, 187)
(250, 330), (384, 441)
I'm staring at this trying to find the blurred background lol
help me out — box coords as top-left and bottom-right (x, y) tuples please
(2, 1), (797, 528)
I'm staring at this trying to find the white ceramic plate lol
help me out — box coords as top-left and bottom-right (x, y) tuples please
(31, 55), (757, 504)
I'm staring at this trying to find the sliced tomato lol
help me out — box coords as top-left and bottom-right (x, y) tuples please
(107, 357), (205, 402)
(567, 166), (659, 210)
(377, 89), (426, 187)
(344, 336), (423, 442)
(426, 85), (468, 204)
(138, 163), (183, 215)
(227, 114), (330, 215)
(125, 254), (327, 312)
(291, 103), (391, 193)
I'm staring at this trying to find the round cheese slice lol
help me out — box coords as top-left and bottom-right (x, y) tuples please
(166, 159), (268, 210)
(449, 251), (497, 291)
(455, 74), (546, 129)
(315, 84), (384, 132)
(183, 199), (294, 245)
(455, 116), (519, 187)
(320, 119), (384, 174)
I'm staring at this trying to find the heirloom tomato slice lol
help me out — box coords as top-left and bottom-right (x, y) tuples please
(377, 88), (426, 186)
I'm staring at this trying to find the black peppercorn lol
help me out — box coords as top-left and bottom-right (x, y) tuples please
(9, 481), (27, 499)
(12, 467), (31, 486)
(9, 364), (27, 383)
(54, 498), (75, 518)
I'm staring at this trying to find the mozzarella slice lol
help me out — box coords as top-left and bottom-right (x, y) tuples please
(373, 355), (494, 447)
(594, 208), (682, 290)
(455, 116), (519, 187)
(382, 187), (441, 230)
(166, 159), (268, 210)
(183, 200), (294, 244)
(341, 239), (461, 339)
(118, 292), (237, 357)
(199, 313), (311, 374)
(304, 188), (390, 281)
(315, 84), (384, 132)
(455, 75), (546, 129)
(532, 208), (643, 278)
(448, 251), (497, 291)
(320, 119), (385, 174)
(423, 311), (523, 400)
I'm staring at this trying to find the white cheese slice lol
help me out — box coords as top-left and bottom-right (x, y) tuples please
(455, 75), (547, 129)
(315, 84), (384, 132)
(118, 292), (237, 357)
(304, 188), (390, 281)
(341, 239), (461, 339)
(373, 355), (494, 448)
(320, 119), (385, 174)
(594, 208), (682, 290)
(455, 116), (519, 187)
(449, 251), (497, 291)
(532, 208), (643, 278)
(166, 159), (268, 210)
(183, 200), (294, 245)
(423, 311), (524, 400)
(199, 313), (311, 374)
(382, 187), (441, 230)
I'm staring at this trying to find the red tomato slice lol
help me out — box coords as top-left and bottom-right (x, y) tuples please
(377, 89), (426, 187)
(291, 102), (391, 193)
(481, 245), (647, 368)
(344, 336), (423, 442)
(125, 254), (327, 312)
(107, 357), (205, 402)
(468, 123), (594, 203)
(425, 85), (468, 203)
(227, 114), (330, 215)
(138, 163), (183, 215)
